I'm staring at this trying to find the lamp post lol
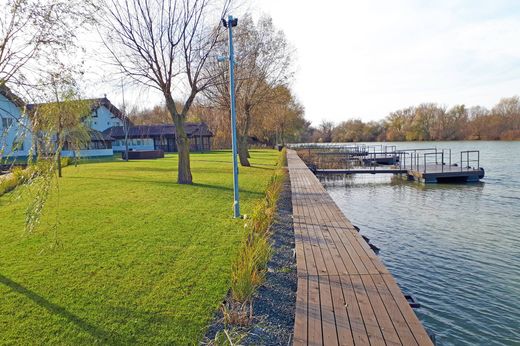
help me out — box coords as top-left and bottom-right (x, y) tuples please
(222, 15), (240, 218)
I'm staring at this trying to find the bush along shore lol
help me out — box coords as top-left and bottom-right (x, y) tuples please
(0, 157), (73, 197)
(205, 148), (297, 345)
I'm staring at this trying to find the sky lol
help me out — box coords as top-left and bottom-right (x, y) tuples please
(246, 0), (520, 125)
(84, 0), (520, 126)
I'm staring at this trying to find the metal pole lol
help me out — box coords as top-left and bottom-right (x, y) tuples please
(227, 15), (240, 218)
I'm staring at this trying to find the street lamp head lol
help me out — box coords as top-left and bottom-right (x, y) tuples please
(221, 17), (238, 28)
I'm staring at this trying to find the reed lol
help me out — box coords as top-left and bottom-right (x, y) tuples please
(224, 148), (287, 325)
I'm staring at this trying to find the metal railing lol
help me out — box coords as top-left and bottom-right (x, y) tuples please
(461, 150), (480, 171)
(292, 144), (482, 177)
(398, 148), (481, 174)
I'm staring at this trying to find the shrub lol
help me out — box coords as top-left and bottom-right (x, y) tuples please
(0, 174), (19, 196)
(61, 156), (72, 168)
(0, 163), (46, 197)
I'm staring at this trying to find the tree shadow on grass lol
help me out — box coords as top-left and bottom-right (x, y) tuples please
(0, 274), (129, 344)
(190, 159), (233, 164)
(191, 182), (263, 197)
(249, 165), (276, 171)
(66, 176), (264, 197)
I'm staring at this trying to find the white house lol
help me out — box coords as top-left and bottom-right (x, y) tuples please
(28, 96), (127, 158)
(61, 97), (126, 157)
(84, 97), (125, 132)
(105, 123), (213, 153)
(0, 85), (33, 160)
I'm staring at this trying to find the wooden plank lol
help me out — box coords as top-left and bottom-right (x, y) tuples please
(301, 203), (319, 277)
(361, 274), (403, 345)
(349, 274), (386, 346)
(308, 275), (323, 345)
(294, 277), (309, 345)
(309, 207), (339, 276)
(371, 274), (419, 346)
(293, 206), (309, 278)
(328, 276), (354, 345)
(338, 275), (370, 345)
(319, 275), (339, 346)
(381, 274), (433, 346)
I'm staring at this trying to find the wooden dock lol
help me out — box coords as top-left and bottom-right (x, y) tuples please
(288, 150), (433, 345)
(316, 164), (484, 183)
(316, 168), (408, 175)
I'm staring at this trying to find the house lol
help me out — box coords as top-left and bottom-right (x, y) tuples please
(3, 88), (213, 159)
(27, 96), (127, 158)
(0, 85), (33, 159)
(104, 122), (213, 152)
(61, 129), (115, 158)
(84, 97), (126, 132)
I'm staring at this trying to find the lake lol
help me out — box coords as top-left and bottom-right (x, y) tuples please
(319, 141), (520, 346)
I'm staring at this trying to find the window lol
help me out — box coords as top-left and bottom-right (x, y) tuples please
(2, 117), (13, 129)
(12, 137), (24, 151)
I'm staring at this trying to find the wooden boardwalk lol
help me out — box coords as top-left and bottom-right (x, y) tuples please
(288, 150), (433, 346)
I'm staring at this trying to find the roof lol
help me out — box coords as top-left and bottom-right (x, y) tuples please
(89, 128), (114, 141)
(85, 97), (127, 122)
(27, 97), (129, 123)
(103, 122), (213, 138)
(63, 128), (113, 142)
(0, 84), (25, 108)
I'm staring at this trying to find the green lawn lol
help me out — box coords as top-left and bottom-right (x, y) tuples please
(0, 150), (278, 345)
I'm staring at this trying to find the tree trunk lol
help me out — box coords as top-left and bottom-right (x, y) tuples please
(238, 135), (250, 167)
(238, 107), (251, 167)
(175, 122), (192, 184)
(165, 93), (192, 184)
(56, 132), (62, 178)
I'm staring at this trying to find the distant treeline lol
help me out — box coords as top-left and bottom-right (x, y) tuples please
(310, 96), (520, 142)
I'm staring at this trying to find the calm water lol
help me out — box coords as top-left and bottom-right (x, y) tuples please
(320, 141), (520, 346)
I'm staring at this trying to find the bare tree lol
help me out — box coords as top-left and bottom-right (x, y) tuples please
(0, 0), (95, 155)
(204, 14), (293, 166)
(99, 0), (231, 184)
(0, 0), (96, 88)
(318, 120), (334, 143)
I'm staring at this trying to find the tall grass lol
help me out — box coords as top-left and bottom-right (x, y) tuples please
(224, 148), (287, 325)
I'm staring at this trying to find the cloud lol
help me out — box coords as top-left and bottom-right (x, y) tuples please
(251, 0), (520, 124)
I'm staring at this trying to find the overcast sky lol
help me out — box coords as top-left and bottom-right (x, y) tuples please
(248, 0), (520, 125)
(87, 0), (520, 126)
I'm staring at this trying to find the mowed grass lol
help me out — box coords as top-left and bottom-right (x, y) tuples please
(0, 150), (278, 345)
